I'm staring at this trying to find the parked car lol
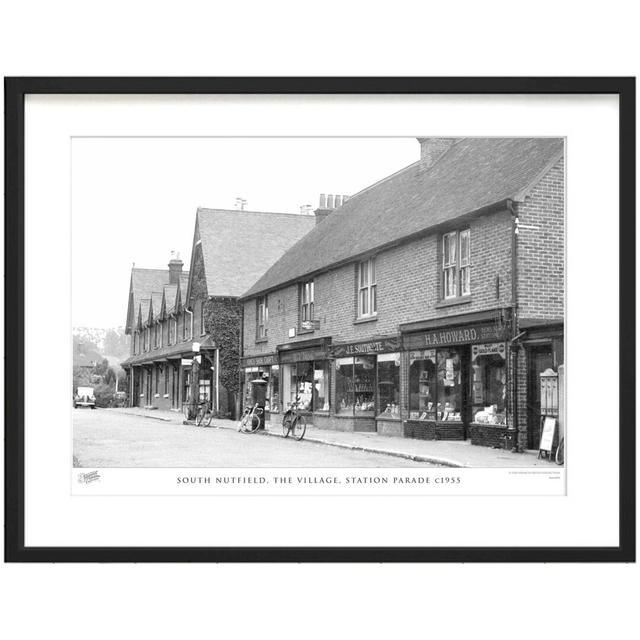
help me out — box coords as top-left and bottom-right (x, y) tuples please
(74, 386), (96, 409)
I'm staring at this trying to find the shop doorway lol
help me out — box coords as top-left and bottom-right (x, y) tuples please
(132, 368), (140, 407)
(527, 344), (554, 449)
(145, 368), (152, 406)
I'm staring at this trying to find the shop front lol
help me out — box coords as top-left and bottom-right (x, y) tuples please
(276, 338), (332, 426)
(400, 310), (512, 444)
(331, 337), (402, 434)
(240, 353), (280, 418)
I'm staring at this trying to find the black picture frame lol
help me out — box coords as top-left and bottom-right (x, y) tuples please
(4, 77), (635, 563)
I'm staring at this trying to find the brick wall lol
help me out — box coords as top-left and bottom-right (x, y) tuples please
(243, 208), (514, 357)
(516, 157), (565, 321)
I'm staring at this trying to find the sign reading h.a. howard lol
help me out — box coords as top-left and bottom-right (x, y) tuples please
(404, 323), (509, 349)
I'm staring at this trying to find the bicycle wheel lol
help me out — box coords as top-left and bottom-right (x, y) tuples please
(292, 415), (306, 441)
(205, 409), (215, 427)
(247, 412), (261, 433)
(195, 407), (206, 426)
(555, 437), (565, 465)
(238, 412), (251, 433)
(282, 415), (292, 438)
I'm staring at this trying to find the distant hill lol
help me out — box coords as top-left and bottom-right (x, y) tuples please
(73, 326), (130, 364)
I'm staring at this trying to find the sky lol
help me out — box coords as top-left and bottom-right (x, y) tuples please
(71, 137), (420, 328)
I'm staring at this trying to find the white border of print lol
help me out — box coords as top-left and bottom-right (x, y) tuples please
(24, 93), (618, 548)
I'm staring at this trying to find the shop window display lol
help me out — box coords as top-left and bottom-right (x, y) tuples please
(282, 362), (314, 412)
(436, 348), (462, 421)
(408, 349), (437, 420)
(335, 357), (355, 415)
(266, 364), (279, 413)
(336, 356), (375, 416)
(471, 343), (506, 425)
(377, 353), (401, 418)
(243, 365), (279, 411)
(313, 360), (330, 412)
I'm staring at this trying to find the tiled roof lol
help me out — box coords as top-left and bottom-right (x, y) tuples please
(126, 267), (190, 331)
(121, 341), (194, 367)
(130, 269), (167, 314)
(242, 137), (564, 298)
(162, 284), (178, 315)
(196, 208), (316, 297)
(138, 299), (150, 328)
(150, 292), (163, 320)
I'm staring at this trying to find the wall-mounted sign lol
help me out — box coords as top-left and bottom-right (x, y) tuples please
(240, 353), (278, 368)
(472, 342), (507, 361)
(279, 348), (328, 364)
(288, 327), (296, 338)
(181, 358), (193, 367)
(403, 322), (509, 350)
(331, 337), (400, 358)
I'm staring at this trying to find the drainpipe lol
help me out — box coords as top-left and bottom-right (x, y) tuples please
(185, 307), (194, 341)
(508, 199), (522, 452)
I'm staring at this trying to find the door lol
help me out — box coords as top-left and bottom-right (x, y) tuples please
(527, 344), (554, 449)
(132, 368), (140, 407)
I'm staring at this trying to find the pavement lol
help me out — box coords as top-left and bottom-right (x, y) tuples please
(112, 407), (555, 468)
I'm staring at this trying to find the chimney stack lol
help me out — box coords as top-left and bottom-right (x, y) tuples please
(314, 193), (350, 225)
(168, 251), (183, 285)
(416, 137), (457, 169)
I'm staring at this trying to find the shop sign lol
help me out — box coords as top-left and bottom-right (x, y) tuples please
(539, 416), (557, 454)
(279, 348), (328, 364)
(331, 337), (400, 358)
(404, 322), (509, 349)
(181, 358), (193, 367)
(241, 354), (278, 367)
(472, 342), (506, 361)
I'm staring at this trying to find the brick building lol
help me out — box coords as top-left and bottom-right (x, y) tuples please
(122, 208), (315, 417)
(239, 138), (564, 449)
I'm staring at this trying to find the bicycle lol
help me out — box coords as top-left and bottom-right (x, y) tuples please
(195, 400), (215, 427)
(555, 436), (565, 465)
(282, 397), (306, 441)
(238, 403), (264, 434)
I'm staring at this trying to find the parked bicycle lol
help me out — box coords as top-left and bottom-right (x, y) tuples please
(195, 400), (216, 427)
(282, 396), (306, 441)
(238, 402), (264, 434)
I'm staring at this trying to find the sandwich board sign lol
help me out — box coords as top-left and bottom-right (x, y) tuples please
(538, 416), (557, 459)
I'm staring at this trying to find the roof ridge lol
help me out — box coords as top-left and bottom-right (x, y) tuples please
(346, 138), (468, 202)
(347, 159), (422, 201)
(197, 207), (309, 220)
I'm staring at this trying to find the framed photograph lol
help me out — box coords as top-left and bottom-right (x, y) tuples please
(5, 77), (635, 562)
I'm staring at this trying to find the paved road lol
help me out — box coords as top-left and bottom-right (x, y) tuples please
(73, 409), (434, 468)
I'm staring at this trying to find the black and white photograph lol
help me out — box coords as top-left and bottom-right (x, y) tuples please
(72, 136), (566, 475)
(6, 79), (632, 563)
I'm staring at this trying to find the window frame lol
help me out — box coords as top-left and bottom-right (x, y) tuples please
(441, 228), (471, 300)
(256, 295), (268, 340)
(357, 257), (377, 319)
(300, 280), (315, 329)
